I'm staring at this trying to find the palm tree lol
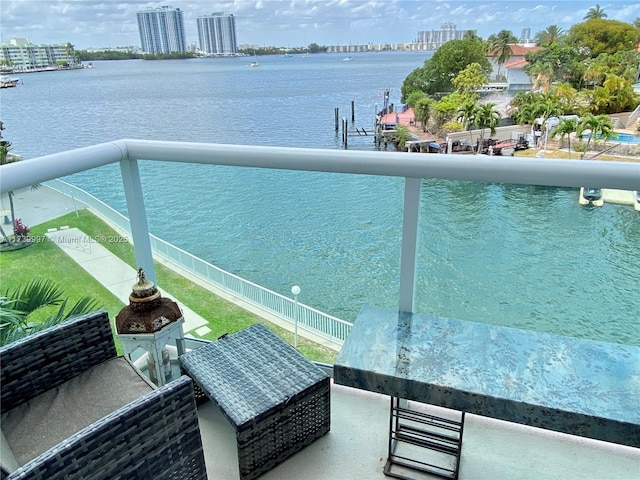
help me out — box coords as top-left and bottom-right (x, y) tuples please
(463, 30), (481, 41)
(529, 63), (553, 93)
(415, 97), (435, 133)
(488, 30), (517, 79)
(584, 4), (607, 20)
(0, 279), (100, 346)
(535, 25), (565, 46)
(551, 82), (578, 113)
(473, 103), (501, 153)
(576, 113), (614, 158)
(65, 42), (78, 67)
(602, 74), (638, 113)
(583, 60), (608, 89)
(513, 102), (538, 125)
(457, 99), (478, 147)
(535, 98), (564, 153)
(551, 117), (578, 158)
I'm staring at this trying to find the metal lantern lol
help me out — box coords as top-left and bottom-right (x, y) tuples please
(116, 268), (182, 334)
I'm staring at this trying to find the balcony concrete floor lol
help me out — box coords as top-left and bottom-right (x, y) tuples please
(197, 381), (640, 480)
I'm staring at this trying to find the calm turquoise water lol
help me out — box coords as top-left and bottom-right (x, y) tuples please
(2, 53), (639, 344)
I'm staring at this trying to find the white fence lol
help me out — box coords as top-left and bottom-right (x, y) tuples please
(44, 179), (353, 344)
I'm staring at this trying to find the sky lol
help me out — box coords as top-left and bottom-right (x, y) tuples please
(1, 0), (639, 50)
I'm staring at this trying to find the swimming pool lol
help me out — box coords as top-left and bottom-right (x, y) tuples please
(612, 132), (640, 143)
(581, 132), (640, 144)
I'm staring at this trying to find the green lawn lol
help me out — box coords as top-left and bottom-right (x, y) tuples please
(0, 210), (337, 363)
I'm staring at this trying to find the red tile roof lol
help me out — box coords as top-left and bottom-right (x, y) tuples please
(488, 44), (542, 58)
(503, 58), (528, 69)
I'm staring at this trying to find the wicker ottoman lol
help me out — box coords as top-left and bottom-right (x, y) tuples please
(180, 323), (330, 480)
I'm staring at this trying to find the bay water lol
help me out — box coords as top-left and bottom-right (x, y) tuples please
(2, 52), (638, 345)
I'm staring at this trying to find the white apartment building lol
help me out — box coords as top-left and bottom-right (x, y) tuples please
(197, 12), (237, 55)
(137, 6), (187, 54)
(0, 38), (80, 71)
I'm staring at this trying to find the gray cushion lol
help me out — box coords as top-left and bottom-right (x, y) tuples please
(1, 357), (153, 466)
(0, 427), (19, 473)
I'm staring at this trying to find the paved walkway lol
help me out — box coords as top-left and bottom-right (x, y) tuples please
(5, 186), (210, 335)
(7, 185), (341, 350)
(45, 227), (208, 334)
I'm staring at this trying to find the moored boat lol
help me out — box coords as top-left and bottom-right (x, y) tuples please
(0, 75), (20, 88)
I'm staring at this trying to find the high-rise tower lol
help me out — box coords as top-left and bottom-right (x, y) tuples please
(520, 27), (531, 44)
(137, 6), (186, 54)
(197, 12), (237, 55)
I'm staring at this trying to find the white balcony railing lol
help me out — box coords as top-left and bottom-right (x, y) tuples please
(2, 140), (639, 322)
(43, 179), (352, 345)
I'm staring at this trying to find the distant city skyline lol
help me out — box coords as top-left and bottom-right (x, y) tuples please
(1, 1), (639, 50)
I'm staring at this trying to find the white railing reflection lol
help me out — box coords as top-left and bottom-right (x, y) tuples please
(44, 179), (352, 344)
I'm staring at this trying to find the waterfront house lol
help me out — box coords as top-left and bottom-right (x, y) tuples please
(487, 43), (541, 90)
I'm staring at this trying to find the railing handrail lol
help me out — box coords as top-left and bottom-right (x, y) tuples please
(625, 103), (640, 129)
(44, 179), (352, 344)
(3, 141), (638, 347)
(2, 140), (639, 194)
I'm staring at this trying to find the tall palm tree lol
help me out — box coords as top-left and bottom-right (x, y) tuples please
(536, 98), (564, 153)
(473, 103), (501, 153)
(488, 30), (517, 79)
(457, 99), (479, 146)
(551, 117), (578, 158)
(0, 279), (100, 346)
(584, 4), (607, 20)
(576, 113), (614, 158)
(415, 97), (435, 133)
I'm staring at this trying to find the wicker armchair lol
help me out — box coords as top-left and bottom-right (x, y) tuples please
(0, 310), (207, 480)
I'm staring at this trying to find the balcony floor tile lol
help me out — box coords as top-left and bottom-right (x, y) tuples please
(197, 381), (640, 480)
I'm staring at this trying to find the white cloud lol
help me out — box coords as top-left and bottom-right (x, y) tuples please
(0, 0), (638, 49)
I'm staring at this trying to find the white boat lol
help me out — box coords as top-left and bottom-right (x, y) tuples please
(249, 54), (260, 67)
(0, 75), (19, 88)
(342, 56), (353, 62)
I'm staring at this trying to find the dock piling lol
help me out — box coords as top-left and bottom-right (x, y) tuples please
(342, 117), (348, 149)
